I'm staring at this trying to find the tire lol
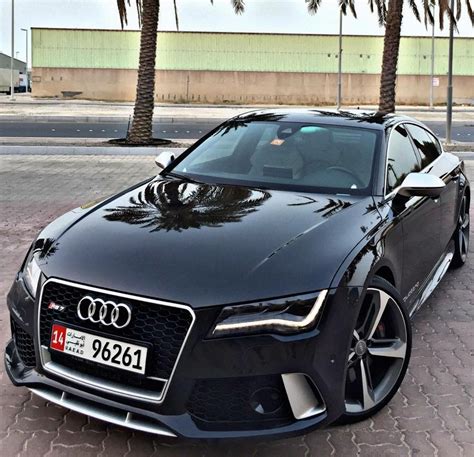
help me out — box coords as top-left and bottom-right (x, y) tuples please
(451, 192), (470, 269)
(337, 276), (412, 425)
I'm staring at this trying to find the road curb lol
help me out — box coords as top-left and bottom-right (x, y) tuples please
(0, 115), (225, 124)
(0, 145), (187, 156)
(0, 137), (196, 146)
(443, 143), (474, 152)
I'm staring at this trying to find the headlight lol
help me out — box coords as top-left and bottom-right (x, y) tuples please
(210, 290), (328, 337)
(23, 253), (42, 298)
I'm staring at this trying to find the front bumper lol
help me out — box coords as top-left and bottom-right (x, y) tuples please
(5, 276), (362, 440)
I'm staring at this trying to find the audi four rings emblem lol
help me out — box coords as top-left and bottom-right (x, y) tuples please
(77, 296), (132, 329)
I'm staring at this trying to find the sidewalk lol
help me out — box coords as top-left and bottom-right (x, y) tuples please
(1, 94), (473, 123)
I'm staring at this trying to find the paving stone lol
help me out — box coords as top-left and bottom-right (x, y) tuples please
(19, 431), (57, 457)
(0, 430), (32, 456)
(403, 431), (437, 456)
(0, 155), (472, 457)
(357, 443), (410, 457)
(428, 430), (463, 457)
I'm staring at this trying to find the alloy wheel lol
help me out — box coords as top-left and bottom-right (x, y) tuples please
(345, 288), (408, 414)
(458, 196), (470, 262)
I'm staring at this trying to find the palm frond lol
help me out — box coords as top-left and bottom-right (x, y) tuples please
(231, 0), (245, 14)
(116, 0), (142, 28)
(408, 0), (421, 22)
(438, 0), (458, 30)
(422, 0), (435, 28)
(348, 0), (357, 17)
(367, 0), (386, 26)
(339, 0), (357, 17)
(306, 0), (323, 15)
(210, 0), (245, 14)
(116, 0), (129, 28)
(465, 0), (474, 24)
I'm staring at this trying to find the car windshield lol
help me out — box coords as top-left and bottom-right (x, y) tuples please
(170, 120), (380, 195)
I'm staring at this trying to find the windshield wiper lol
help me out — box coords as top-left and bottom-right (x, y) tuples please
(162, 171), (201, 184)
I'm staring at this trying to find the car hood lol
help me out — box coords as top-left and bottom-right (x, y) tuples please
(38, 178), (381, 307)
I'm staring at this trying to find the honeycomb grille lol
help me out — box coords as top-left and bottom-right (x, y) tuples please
(187, 375), (294, 430)
(12, 320), (36, 367)
(39, 281), (193, 381)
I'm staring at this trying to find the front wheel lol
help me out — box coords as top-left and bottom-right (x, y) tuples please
(338, 277), (412, 424)
(451, 193), (470, 268)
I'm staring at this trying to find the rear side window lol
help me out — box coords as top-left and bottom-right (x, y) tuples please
(406, 124), (441, 169)
(386, 125), (421, 193)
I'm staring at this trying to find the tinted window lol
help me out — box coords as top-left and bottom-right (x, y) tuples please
(386, 125), (420, 193)
(172, 121), (380, 195)
(406, 124), (441, 169)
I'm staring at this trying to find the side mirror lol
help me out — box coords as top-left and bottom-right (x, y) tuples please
(155, 151), (175, 170)
(397, 172), (445, 198)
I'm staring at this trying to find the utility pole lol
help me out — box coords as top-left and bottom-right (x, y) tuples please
(337, 9), (343, 110)
(429, 12), (435, 110)
(446, 0), (455, 144)
(10, 0), (15, 101)
(21, 28), (28, 92)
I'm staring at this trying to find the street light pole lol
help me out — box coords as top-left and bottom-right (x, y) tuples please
(10, 0), (15, 101)
(21, 28), (28, 92)
(337, 9), (343, 110)
(429, 11), (435, 110)
(446, 0), (455, 144)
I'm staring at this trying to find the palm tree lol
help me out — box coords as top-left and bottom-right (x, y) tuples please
(116, 0), (245, 144)
(116, 0), (160, 144)
(371, 0), (473, 113)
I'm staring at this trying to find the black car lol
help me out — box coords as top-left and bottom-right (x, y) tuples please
(5, 110), (470, 440)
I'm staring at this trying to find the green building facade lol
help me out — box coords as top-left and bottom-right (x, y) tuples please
(30, 28), (473, 104)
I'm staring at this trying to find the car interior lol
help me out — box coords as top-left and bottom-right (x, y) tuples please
(175, 122), (378, 193)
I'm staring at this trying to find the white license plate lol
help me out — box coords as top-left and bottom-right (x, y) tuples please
(50, 324), (148, 374)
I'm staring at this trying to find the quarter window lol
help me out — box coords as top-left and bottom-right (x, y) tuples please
(406, 124), (441, 169)
(386, 125), (421, 193)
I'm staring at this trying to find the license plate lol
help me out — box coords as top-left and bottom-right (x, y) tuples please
(50, 324), (148, 374)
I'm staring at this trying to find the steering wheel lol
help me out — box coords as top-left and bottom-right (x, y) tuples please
(325, 166), (365, 189)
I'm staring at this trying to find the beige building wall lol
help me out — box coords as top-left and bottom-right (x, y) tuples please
(31, 67), (473, 105)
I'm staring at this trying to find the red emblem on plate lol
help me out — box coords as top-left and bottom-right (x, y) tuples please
(50, 324), (66, 351)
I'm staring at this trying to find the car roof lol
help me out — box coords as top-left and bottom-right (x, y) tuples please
(233, 108), (420, 131)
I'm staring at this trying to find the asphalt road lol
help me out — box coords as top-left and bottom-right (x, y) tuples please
(0, 119), (473, 141)
(0, 120), (215, 140)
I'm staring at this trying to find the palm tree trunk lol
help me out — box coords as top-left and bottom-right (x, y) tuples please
(378, 0), (403, 113)
(127, 0), (159, 144)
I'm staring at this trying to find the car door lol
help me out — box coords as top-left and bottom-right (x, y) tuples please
(385, 124), (442, 302)
(406, 124), (460, 251)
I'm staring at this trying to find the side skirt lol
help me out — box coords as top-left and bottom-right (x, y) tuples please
(408, 244), (455, 318)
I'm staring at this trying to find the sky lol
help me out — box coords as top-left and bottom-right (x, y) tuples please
(0, 0), (473, 65)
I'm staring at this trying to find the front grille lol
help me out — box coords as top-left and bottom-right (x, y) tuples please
(39, 280), (193, 391)
(12, 320), (36, 367)
(187, 375), (294, 430)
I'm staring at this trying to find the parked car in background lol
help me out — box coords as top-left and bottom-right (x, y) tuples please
(5, 110), (470, 440)
(18, 73), (30, 93)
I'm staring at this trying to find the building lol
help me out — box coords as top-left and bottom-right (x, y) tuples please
(0, 52), (26, 73)
(30, 28), (473, 105)
(0, 53), (27, 93)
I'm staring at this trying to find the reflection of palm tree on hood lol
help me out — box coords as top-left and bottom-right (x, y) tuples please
(104, 180), (271, 232)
